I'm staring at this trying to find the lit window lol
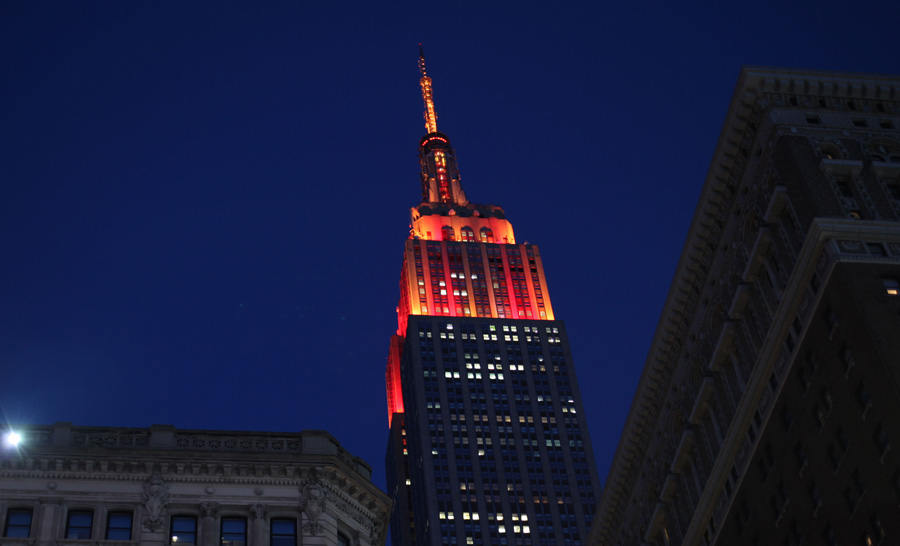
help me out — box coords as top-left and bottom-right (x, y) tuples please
(106, 511), (133, 540)
(271, 519), (296, 546)
(3, 508), (32, 538)
(66, 510), (93, 539)
(884, 277), (900, 295)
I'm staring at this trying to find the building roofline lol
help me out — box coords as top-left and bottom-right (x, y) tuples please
(591, 66), (900, 544)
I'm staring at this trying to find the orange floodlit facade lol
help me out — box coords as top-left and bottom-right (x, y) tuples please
(385, 48), (555, 425)
(385, 50), (600, 546)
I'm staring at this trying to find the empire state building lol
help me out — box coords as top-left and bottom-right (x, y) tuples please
(385, 49), (601, 546)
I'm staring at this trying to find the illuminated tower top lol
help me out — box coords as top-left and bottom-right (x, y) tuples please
(398, 47), (553, 329)
(416, 45), (469, 207)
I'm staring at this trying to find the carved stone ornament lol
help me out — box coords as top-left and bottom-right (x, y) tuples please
(201, 501), (220, 519)
(141, 473), (170, 532)
(298, 468), (327, 534)
(250, 503), (269, 520)
(302, 521), (324, 536)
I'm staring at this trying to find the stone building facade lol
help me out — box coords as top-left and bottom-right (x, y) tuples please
(0, 423), (390, 546)
(590, 68), (900, 546)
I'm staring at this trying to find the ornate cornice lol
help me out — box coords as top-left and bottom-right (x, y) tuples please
(591, 67), (900, 546)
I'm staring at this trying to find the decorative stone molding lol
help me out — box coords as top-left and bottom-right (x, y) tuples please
(249, 503), (269, 520)
(302, 520), (325, 536)
(141, 473), (170, 532)
(299, 468), (327, 535)
(200, 501), (220, 519)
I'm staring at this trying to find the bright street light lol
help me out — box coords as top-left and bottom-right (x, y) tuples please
(4, 431), (21, 448)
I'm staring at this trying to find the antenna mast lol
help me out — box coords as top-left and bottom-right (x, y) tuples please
(419, 44), (438, 134)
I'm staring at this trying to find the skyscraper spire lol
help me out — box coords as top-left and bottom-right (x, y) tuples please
(416, 46), (468, 205)
(419, 44), (438, 134)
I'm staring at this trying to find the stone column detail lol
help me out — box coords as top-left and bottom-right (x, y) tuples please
(250, 503), (269, 546)
(200, 501), (220, 546)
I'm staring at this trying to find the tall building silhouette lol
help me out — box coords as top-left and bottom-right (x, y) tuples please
(385, 49), (601, 546)
(591, 67), (900, 546)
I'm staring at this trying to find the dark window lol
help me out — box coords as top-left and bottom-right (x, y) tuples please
(338, 532), (351, 546)
(836, 178), (854, 197)
(221, 517), (247, 545)
(66, 510), (93, 539)
(171, 515), (197, 545)
(867, 242), (886, 256)
(888, 182), (900, 199)
(3, 508), (33, 538)
(106, 511), (133, 540)
(271, 518), (296, 546)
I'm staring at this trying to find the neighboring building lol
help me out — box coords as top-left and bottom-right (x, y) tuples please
(0, 422), (389, 546)
(590, 67), (900, 546)
(384, 49), (601, 546)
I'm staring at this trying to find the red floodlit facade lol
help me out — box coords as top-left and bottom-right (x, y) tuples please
(384, 55), (555, 426)
(384, 48), (600, 546)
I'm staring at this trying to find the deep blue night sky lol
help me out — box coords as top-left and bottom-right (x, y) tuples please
(3, 1), (900, 493)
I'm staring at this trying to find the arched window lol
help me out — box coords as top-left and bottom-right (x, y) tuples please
(868, 139), (900, 163)
(480, 227), (494, 243)
(820, 142), (842, 160)
(460, 226), (475, 242)
(441, 225), (455, 241)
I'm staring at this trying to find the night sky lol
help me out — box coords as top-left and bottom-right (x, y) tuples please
(3, 2), (900, 494)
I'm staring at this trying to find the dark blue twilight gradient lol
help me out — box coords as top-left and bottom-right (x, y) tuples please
(3, 1), (900, 492)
